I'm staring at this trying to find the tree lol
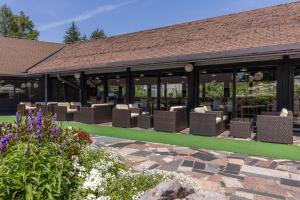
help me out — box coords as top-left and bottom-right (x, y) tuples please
(81, 34), (87, 41)
(0, 4), (39, 39)
(90, 28), (106, 40)
(64, 21), (81, 44)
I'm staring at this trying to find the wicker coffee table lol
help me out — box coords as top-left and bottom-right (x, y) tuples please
(137, 115), (153, 129)
(230, 118), (252, 138)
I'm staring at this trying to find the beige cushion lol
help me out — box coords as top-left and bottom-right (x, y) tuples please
(194, 107), (205, 113)
(58, 102), (70, 109)
(216, 117), (222, 123)
(116, 104), (129, 110)
(47, 102), (58, 105)
(223, 115), (228, 121)
(70, 102), (82, 107)
(26, 106), (37, 110)
(203, 106), (211, 112)
(169, 106), (184, 112)
(67, 108), (77, 113)
(280, 108), (288, 117)
(91, 103), (109, 108)
(35, 102), (46, 105)
(130, 113), (139, 118)
(20, 102), (32, 107)
(129, 103), (139, 109)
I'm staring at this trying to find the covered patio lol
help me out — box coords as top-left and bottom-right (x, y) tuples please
(5, 2), (300, 144)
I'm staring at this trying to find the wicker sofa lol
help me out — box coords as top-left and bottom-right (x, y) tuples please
(256, 110), (293, 144)
(189, 106), (224, 136)
(112, 104), (141, 128)
(17, 102), (37, 115)
(74, 104), (113, 124)
(54, 102), (80, 121)
(153, 106), (188, 132)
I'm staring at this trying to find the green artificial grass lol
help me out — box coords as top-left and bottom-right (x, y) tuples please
(1, 115), (300, 160)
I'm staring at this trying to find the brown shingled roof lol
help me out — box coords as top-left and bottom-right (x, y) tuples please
(30, 1), (300, 74)
(0, 37), (64, 76)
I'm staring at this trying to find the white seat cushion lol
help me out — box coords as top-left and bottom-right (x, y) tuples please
(130, 113), (139, 118)
(216, 117), (222, 123)
(20, 102), (32, 107)
(70, 102), (82, 107)
(203, 106), (211, 112)
(47, 102), (58, 105)
(58, 102), (70, 109)
(91, 103), (109, 108)
(129, 103), (139, 109)
(280, 108), (288, 117)
(67, 108), (77, 113)
(194, 107), (205, 113)
(169, 106), (184, 111)
(26, 106), (37, 110)
(35, 102), (46, 105)
(116, 104), (129, 110)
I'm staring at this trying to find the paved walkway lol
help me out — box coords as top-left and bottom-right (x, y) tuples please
(94, 136), (300, 200)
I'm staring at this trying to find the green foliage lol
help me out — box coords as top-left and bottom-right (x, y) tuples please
(0, 4), (39, 39)
(64, 21), (82, 44)
(204, 81), (224, 99)
(0, 112), (93, 199)
(0, 142), (75, 200)
(135, 85), (147, 98)
(72, 147), (163, 200)
(90, 28), (106, 40)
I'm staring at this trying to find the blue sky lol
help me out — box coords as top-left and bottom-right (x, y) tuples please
(0, 0), (295, 43)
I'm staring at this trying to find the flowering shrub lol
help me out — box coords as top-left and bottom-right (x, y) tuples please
(70, 146), (202, 200)
(0, 110), (202, 200)
(0, 110), (91, 199)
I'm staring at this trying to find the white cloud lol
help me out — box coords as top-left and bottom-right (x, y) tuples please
(38, 1), (135, 31)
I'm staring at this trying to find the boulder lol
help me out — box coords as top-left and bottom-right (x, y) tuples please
(138, 180), (224, 200)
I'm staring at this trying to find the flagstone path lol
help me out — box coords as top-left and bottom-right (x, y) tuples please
(94, 136), (300, 200)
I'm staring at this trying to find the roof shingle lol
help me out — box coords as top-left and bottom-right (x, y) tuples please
(27, 1), (300, 74)
(0, 37), (64, 75)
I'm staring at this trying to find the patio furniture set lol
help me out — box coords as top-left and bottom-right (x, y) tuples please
(17, 102), (294, 144)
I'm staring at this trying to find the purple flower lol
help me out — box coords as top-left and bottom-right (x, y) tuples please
(27, 118), (32, 134)
(36, 110), (43, 143)
(0, 133), (14, 152)
(16, 112), (21, 126)
(55, 127), (60, 140)
(51, 114), (57, 126)
(28, 110), (34, 120)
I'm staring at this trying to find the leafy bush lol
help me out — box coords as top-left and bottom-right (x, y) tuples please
(0, 110), (91, 199)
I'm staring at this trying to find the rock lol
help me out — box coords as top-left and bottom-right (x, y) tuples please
(138, 181), (224, 200)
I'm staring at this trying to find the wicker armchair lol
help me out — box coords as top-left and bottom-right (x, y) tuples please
(153, 107), (188, 132)
(257, 111), (293, 144)
(35, 102), (48, 116)
(54, 102), (78, 121)
(189, 109), (224, 136)
(112, 104), (141, 128)
(74, 104), (113, 124)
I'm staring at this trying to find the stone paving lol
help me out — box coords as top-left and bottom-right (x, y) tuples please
(94, 136), (300, 200)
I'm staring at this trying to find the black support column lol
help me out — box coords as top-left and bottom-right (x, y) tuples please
(126, 67), (134, 104)
(232, 68), (237, 118)
(103, 75), (108, 103)
(277, 56), (294, 111)
(187, 67), (199, 111)
(80, 72), (87, 105)
(156, 72), (161, 109)
(44, 74), (49, 103)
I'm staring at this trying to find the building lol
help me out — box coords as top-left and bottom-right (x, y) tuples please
(1, 1), (300, 124)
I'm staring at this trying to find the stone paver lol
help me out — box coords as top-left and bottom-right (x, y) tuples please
(93, 136), (300, 200)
